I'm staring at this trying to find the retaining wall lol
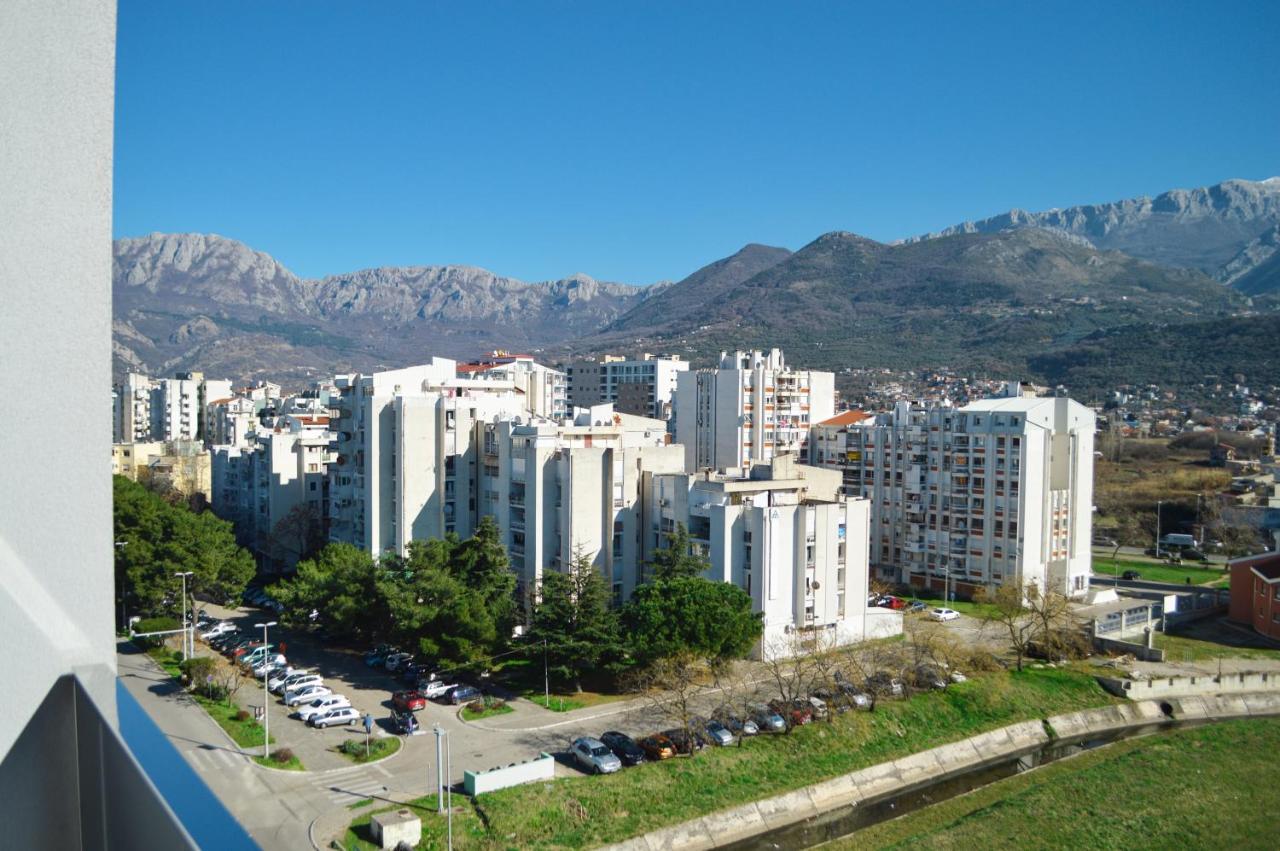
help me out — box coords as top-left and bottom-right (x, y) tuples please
(1097, 670), (1280, 701)
(605, 693), (1280, 851)
(1092, 635), (1166, 662)
(464, 752), (554, 796)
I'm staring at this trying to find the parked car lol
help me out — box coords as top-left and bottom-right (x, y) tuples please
(392, 709), (419, 735)
(238, 646), (277, 667)
(1182, 548), (1208, 561)
(1144, 547), (1174, 559)
(929, 607), (960, 622)
(391, 690), (427, 712)
(296, 695), (351, 722)
(442, 685), (480, 705)
(771, 699), (812, 727)
(272, 670), (317, 695)
(286, 684), (334, 706)
(572, 737), (623, 774)
(701, 717), (735, 746)
(385, 652), (414, 672)
(1121, 570), (1142, 581)
(199, 622), (235, 640)
(419, 679), (456, 700)
(913, 665), (948, 691)
(283, 678), (328, 704)
(715, 707), (758, 736)
(252, 655), (288, 678)
(662, 727), (705, 755)
(883, 596), (907, 610)
(364, 645), (398, 667)
(599, 731), (645, 766)
(836, 683), (873, 710)
(638, 733), (675, 761)
(865, 673), (905, 698)
(949, 669), (968, 684)
(806, 696), (829, 720)
(749, 703), (786, 733)
(906, 600), (928, 614)
(267, 668), (306, 691)
(309, 705), (361, 729)
(400, 663), (428, 685)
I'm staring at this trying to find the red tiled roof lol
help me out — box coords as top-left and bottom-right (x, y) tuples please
(817, 410), (872, 427)
(457, 363), (499, 374)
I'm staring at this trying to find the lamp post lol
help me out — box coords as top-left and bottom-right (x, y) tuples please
(543, 638), (550, 709)
(256, 620), (277, 759)
(1155, 500), (1164, 558)
(175, 571), (194, 660)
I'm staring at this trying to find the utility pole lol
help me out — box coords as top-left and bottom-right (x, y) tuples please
(1155, 500), (1163, 557)
(256, 620), (276, 759)
(433, 724), (446, 813)
(543, 638), (549, 708)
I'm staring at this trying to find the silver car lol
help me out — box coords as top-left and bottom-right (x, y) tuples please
(701, 718), (735, 746)
(571, 737), (622, 774)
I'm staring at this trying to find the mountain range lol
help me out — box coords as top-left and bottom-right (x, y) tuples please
(113, 177), (1280, 400)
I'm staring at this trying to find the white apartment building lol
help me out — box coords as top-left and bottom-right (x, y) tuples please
(810, 385), (1096, 599)
(673, 349), (835, 472)
(565, 353), (689, 420)
(478, 405), (685, 608)
(643, 455), (900, 659)
(207, 396), (258, 448)
(113, 371), (233, 443)
(326, 360), (529, 556)
(458, 352), (568, 420)
(211, 413), (333, 572)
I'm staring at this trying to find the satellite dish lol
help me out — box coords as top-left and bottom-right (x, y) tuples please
(812, 581), (821, 590)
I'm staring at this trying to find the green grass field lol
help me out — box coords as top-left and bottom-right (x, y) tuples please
(833, 717), (1280, 850)
(1093, 556), (1224, 586)
(1154, 631), (1280, 663)
(908, 595), (1002, 620)
(346, 666), (1119, 849)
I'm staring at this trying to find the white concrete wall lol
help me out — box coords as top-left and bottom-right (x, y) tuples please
(464, 752), (556, 795)
(0, 0), (118, 755)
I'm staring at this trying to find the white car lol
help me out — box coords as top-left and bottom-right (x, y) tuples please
(295, 695), (351, 722)
(251, 654), (287, 677)
(284, 682), (330, 706)
(949, 670), (968, 683)
(274, 671), (320, 695)
(267, 668), (306, 691)
(929, 607), (960, 622)
(308, 705), (361, 729)
(420, 679), (455, 699)
(199, 622), (235, 640)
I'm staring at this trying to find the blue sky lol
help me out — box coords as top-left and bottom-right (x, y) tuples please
(115, 1), (1280, 284)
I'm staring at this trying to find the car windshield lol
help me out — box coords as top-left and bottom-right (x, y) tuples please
(591, 745), (611, 756)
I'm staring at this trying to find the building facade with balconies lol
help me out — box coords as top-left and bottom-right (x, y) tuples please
(326, 360), (530, 557)
(810, 385), (1095, 599)
(673, 348), (835, 472)
(479, 405), (685, 609)
(457, 352), (568, 420)
(564, 353), (689, 420)
(642, 455), (898, 659)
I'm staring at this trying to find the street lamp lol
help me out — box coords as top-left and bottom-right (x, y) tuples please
(256, 620), (277, 759)
(175, 571), (194, 660)
(432, 724), (453, 850)
(1155, 500), (1164, 558)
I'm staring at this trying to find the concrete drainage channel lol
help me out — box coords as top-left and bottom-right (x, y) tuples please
(608, 691), (1280, 851)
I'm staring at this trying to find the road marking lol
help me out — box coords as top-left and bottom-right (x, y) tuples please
(186, 747), (247, 771)
(322, 774), (388, 804)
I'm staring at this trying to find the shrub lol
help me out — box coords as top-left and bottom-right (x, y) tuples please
(180, 655), (217, 685)
(235, 709), (250, 722)
(340, 740), (364, 757)
(467, 699), (485, 714)
(132, 616), (182, 648)
(272, 748), (294, 764)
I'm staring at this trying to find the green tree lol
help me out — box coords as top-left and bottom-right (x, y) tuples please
(622, 576), (762, 665)
(114, 476), (254, 622)
(527, 552), (622, 691)
(267, 543), (390, 643)
(647, 523), (709, 581)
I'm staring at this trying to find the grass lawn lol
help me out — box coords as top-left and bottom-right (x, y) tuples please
(1154, 631), (1280, 663)
(253, 751), (305, 771)
(493, 658), (627, 713)
(335, 737), (402, 764)
(460, 702), (514, 722)
(348, 666), (1119, 849)
(1092, 556), (1224, 586)
(833, 717), (1280, 850)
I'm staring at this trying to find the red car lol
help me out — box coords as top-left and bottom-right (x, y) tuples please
(391, 690), (426, 712)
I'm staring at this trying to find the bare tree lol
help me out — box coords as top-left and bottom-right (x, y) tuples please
(760, 633), (818, 731)
(974, 583), (1037, 671)
(708, 659), (766, 746)
(628, 653), (706, 751)
(1024, 583), (1077, 656)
